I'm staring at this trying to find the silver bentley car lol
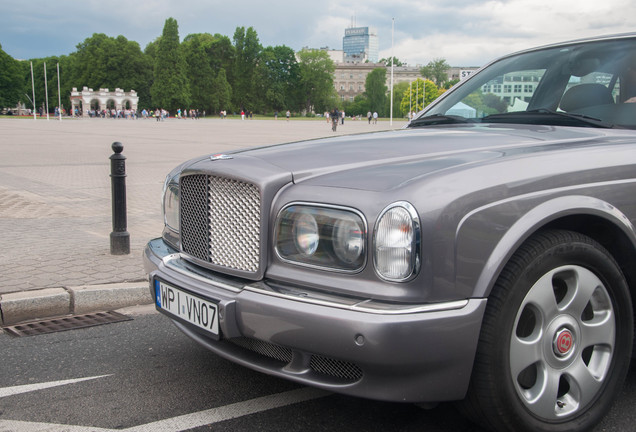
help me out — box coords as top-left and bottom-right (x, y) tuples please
(144, 33), (636, 431)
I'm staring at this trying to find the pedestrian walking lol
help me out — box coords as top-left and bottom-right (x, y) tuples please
(330, 107), (339, 132)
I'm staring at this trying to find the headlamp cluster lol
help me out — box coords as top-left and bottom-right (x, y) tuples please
(275, 202), (420, 281)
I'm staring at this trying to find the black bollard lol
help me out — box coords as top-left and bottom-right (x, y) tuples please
(110, 142), (130, 254)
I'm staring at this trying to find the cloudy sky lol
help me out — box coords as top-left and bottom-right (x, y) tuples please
(1, 0), (634, 66)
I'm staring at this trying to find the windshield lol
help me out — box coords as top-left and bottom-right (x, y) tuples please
(410, 36), (636, 129)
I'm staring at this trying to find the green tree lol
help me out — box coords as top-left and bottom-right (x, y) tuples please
(256, 45), (301, 113)
(150, 18), (190, 112)
(66, 33), (152, 109)
(297, 48), (337, 113)
(420, 58), (451, 87)
(211, 68), (232, 114)
(207, 34), (235, 79)
(343, 94), (370, 117)
(364, 68), (387, 115)
(0, 44), (27, 108)
(232, 26), (261, 111)
(379, 57), (404, 67)
(28, 56), (73, 114)
(400, 78), (439, 114)
(181, 33), (216, 112)
(387, 81), (410, 118)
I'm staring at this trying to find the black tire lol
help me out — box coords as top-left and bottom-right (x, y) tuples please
(461, 230), (633, 432)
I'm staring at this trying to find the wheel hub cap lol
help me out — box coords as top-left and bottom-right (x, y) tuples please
(553, 328), (575, 357)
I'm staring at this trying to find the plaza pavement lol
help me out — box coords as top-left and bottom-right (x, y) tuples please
(0, 116), (405, 326)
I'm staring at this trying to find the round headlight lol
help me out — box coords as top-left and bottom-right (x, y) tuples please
(333, 216), (364, 264)
(293, 212), (319, 256)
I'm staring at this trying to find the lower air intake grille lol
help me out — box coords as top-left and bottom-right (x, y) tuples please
(180, 174), (261, 273)
(229, 337), (363, 382)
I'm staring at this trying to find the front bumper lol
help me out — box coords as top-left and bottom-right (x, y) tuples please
(143, 238), (487, 403)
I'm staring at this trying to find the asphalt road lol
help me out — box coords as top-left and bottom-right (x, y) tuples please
(1, 309), (635, 432)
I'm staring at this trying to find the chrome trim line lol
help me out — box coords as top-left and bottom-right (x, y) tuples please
(161, 250), (468, 315)
(244, 283), (469, 315)
(161, 253), (243, 293)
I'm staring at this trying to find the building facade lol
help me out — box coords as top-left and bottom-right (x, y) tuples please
(70, 87), (138, 117)
(343, 27), (379, 63)
(333, 63), (425, 102)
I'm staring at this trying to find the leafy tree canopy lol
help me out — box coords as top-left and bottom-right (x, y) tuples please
(297, 48), (337, 113)
(379, 57), (404, 67)
(420, 58), (451, 87)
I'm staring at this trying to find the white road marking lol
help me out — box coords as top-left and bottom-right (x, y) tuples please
(0, 420), (112, 432)
(124, 387), (331, 432)
(0, 375), (112, 399)
(0, 385), (331, 432)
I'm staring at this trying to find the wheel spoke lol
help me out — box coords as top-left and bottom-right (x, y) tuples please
(523, 272), (559, 319)
(566, 357), (605, 408)
(510, 334), (543, 377)
(527, 367), (561, 418)
(561, 267), (602, 317)
(580, 316), (615, 348)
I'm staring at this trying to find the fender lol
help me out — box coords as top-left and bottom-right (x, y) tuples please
(455, 194), (636, 299)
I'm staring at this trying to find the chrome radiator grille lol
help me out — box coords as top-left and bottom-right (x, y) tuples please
(180, 174), (261, 273)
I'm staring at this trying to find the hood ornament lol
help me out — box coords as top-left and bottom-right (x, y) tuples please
(210, 154), (233, 161)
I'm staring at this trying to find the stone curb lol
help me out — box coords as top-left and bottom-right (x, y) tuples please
(0, 282), (153, 326)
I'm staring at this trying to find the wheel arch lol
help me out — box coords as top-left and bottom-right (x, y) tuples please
(467, 195), (636, 301)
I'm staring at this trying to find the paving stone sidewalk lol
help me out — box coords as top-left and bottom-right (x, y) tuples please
(0, 116), (404, 325)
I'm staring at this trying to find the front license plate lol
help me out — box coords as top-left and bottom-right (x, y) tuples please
(154, 279), (219, 337)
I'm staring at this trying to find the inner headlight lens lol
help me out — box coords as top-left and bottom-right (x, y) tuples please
(374, 202), (420, 281)
(293, 212), (319, 256)
(333, 216), (364, 264)
(163, 174), (180, 232)
(276, 205), (366, 271)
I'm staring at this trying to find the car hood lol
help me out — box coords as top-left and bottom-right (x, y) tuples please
(228, 124), (625, 192)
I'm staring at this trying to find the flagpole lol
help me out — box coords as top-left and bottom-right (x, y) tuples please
(30, 62), (36, 120)
(416, 80), (419, 112)
(57, 63), (62, 121)
(390, 18), (394, 126)
(44, 62), (50, 120)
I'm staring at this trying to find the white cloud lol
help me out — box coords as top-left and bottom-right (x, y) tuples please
(1, 0), (634, 65)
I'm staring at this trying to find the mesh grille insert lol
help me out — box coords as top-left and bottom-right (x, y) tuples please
(180, 174), (261, 273)
(230, 337), (293, 363)
(229, 337), (363, 382)
(310, 355), (364, 381)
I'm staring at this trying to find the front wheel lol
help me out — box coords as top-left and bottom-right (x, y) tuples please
(463, 230), (633, 432)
